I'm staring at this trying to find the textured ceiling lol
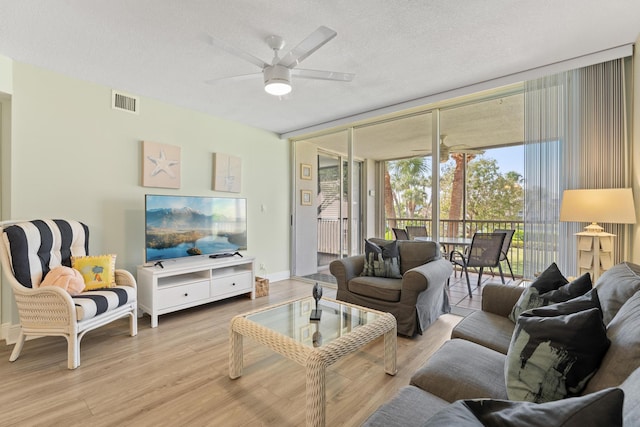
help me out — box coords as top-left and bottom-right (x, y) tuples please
(0, 1), (638, 136)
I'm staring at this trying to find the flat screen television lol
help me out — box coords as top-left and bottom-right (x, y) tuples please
(145, 194), (247, 263)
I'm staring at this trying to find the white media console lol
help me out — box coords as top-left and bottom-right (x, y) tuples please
(137, 255), (255, 327)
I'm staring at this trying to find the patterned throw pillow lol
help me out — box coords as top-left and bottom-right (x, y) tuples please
(362, 240), (381, 277)
(361, 239), (402, 279)
(509, 263), (592, 322)
(505, 291), (610, 403)
(424, 388), (623, 427)
(71, 254), (117, 290)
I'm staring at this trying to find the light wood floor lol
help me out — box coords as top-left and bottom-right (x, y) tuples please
(0, 279), (462, 427)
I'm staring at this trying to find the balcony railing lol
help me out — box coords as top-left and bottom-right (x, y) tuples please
(317, 217), (524, 277)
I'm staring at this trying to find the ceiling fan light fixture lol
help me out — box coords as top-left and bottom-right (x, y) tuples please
(264, 65), (292, 96)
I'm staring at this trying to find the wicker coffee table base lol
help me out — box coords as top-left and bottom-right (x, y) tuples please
(229, 298), (397, 427)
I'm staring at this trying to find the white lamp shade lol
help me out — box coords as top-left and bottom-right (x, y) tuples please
(560, 188), (637, 224)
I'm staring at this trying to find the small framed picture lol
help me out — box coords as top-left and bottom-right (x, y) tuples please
(301, 190), (312, 206)
(300, 163), (312, 180)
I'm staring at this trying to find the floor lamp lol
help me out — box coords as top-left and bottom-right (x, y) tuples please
(560, 188), (636, 282)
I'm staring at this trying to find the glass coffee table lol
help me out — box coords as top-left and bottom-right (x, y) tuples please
(229, 296), (397, 427)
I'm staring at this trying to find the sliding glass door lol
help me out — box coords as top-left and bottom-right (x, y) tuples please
(292, 133), (363, 280)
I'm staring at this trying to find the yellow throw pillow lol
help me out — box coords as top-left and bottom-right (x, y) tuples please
(71, 254), (116, 290)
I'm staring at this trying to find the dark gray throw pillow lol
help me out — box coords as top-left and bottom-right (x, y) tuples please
(506, 292), (610, 403)
(423, 388), (623, 427)
(361, 239), (401, 279)
(509, 263), (591, 322)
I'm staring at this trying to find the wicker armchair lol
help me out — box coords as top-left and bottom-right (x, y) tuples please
(0, 219), (137, 369)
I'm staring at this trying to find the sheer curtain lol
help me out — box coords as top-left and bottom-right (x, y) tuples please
(523, 58), (630, 278)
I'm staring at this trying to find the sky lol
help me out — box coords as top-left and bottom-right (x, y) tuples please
(485, 145), (524, 176)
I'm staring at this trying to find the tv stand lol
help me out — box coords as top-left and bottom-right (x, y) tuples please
(137, 256), (255, 327)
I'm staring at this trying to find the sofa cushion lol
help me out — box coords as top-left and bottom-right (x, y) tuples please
(73, 286), (136, 321)
(2, 219), (89, 288)
(362, 385), (449, 427)
(361, 239), (402, 278)
(583, 290), (640, 394)
(505, 292), (609, 403)
(411, 339), (508, 402)
(423, 387), (623, 427)
(594, 261), (640, 325)
(620, 367), (640, 426)
(451, 310), (515, 354)
(348, 276), (402, 302)
(508, 264), (591, 322)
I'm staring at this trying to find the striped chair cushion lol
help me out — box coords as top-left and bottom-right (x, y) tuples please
(2, 219), (89, 288)
(73, 286), (136, 321)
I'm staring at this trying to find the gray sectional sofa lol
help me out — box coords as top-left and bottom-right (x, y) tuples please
(364, 262), (640, 426)
(330, 238), (453, 337)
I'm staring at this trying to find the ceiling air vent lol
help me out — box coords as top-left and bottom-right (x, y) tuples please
(112, 90), (139, 114)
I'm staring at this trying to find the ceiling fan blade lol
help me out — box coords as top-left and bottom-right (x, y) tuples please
(448, 144), (485, 154)
(202, 33), (268, 69)
(452, 149), (485, 155)
(277, 26), (337, 68)
(204, 72), (262, 85)
(292, 68), (354, 82)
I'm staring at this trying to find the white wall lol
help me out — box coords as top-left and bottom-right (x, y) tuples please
(1, 61), (291, 326)
(0, 55), (12, 94)
(0, 54), (13, 329)
(364, 158), (378, 239)
(293, 140), (318, 276)
(633, 41), (640, 264)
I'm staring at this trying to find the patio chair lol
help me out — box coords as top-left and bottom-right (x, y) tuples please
(392, 227), (409, 240)
(406, 226), (428, 240)
(448, 232), (506, 298)
(0, 219), (138, 369)
(493, 228), (515, 280)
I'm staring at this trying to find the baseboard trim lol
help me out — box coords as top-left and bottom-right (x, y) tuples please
(266, 270), (290, 283)
(1, 322), (21, 345)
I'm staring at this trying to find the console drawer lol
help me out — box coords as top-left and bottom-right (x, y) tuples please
(212, 272), (252, 296)
(157, 280), (210, 309)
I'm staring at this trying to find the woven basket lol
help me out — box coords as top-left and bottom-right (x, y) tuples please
(255, 277), (269, 297)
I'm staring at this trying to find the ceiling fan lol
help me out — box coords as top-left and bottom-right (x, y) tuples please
(203, 26), (355, 96)
(411, 136), (485, 162)
(439, 136), (485, 163)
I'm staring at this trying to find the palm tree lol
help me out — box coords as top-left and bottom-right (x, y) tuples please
(446, 153), (476, 237)
(385, 157), (431, 229)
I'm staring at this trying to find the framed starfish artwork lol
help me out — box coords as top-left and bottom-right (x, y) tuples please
(142, 141), (181, 189)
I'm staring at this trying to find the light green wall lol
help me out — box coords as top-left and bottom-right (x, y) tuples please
(2, 61), (290, 324)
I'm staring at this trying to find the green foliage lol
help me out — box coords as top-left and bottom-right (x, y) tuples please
(388, 158), (432, 218)
(388, 155), (523, 221)
(466, 157), (523, 220)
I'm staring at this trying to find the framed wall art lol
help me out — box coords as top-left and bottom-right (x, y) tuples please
(301, 190), (312, 206)
(300, 163), (312, 180)
(142, 141), (181, 189)
(213, 153), (242, 193)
